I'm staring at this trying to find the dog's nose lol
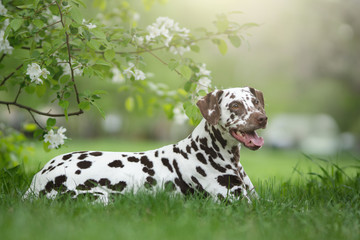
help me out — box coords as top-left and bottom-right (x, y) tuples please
(257, 115), (268, 125)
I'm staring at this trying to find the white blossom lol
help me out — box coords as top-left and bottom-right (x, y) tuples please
(0, 1), (7, 15)
(134, 69), (146, 81)
(82, 19), (97, 29)
(145, 17), (190, 47)
(123, 62), (135, 79)
(173, 104), (188, 125)
(132, 35), (144, 46)
(169, 46), (190, 56)
(44, 127), (67, 149)
(26, 63), (50, 85)
(41, 68), (50, 79)
(133, 12), (140, 22)
(58, 60), (83, 76)
(123, 62), (146, 81)
(196, 77), (212, 92)
(0, 30), (13, 54)
(111, 67), (125, 83)
(196, 63), (211, 77)
(0, 18), (13, 55)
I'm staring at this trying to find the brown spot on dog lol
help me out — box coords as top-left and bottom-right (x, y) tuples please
(217, 174), (243, 188)
(108, 160), (124, 168)
(78, 154), (88, 160)
(128, 156), (139, 162)
(196, 153), (207, 165)
(77, 160), (92, 169)
(140, 156), (153, 168)
(90, 152), (103, 157)
(161, 158), (173, 172)
(196, 166), (207, 177)
(62, 154), (72, 160)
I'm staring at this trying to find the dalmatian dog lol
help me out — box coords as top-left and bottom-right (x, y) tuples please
(24, 87), (267, 204)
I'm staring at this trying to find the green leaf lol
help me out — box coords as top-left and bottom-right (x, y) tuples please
(217, 39), (228, 55)
(92, 90), (108, 95)
(59, 100), (69, 111)
(135, 95), (144, 110)
(64, 92), (71, 99)
(163, 104), (174, 119)
(30, 50), (41, 59)
(197, 90), (207, 96)
(43, 141), (51, 152)
(25, 85), (36, 94)
(87, 39), (101, 50)
(10, 19), (24, 31)
(91, 101), (105, 119)
(46, 118), (56, 127)
(168, 59), (179, 71)
(179, 65), (193, 80)
(125, 96), (135, 112)
(52, 84), (60, 91)
(183, 102), (202, 126)
(228, 35), (241, 48)
(93, 0), (107, 10)
(91, 29), (106, 39)
(78, 101), (91, 111)
(49, 5), (59, 15)
(23, 123), (37, 132)
(83, 66), (94, 77)
(190, 45), (200, 53)
(70, 6), (83, 24)
(94, 59), (111, 67)
(35, 84), (46, 97)
(73, 0), (87, 8)
(184, 81), (193, 92)
(33, 129), (44, 139)
(16, 4), (33, 9)
(32, 19), (45, 29)
(59, 74), (70, 84)
(70, 25), (79, 34)
(104, 49), (115, 61)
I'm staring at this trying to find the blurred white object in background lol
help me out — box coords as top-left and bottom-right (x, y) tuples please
(264, 114), (355, 155)
(102, 114), (122, 133)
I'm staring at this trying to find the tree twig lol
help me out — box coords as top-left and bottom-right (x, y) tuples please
(0, 54), (6, 63)
(14, 86), (22, 103)
(28, 110), (45, 130)
(0, 100), (84, 117)
(0, 64), (24, 87)
(143, 48), (182, 77)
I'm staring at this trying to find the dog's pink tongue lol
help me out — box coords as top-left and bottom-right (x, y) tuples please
(244, 131), (264, 147)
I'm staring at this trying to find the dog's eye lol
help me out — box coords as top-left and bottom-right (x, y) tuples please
(232, 103), (239, 108)
(254, 99), (259, 105)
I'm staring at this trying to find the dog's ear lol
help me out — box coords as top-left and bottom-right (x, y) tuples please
(249, 87), (265, 109)
(196, 90), (223, 125)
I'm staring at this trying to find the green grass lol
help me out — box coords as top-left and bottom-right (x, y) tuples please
(1, 139), (359, 240)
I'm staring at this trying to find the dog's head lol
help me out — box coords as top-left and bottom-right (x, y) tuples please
(197, 87), (267, 150)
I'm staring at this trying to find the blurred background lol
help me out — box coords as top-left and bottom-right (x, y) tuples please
(1, 0), (359, 177)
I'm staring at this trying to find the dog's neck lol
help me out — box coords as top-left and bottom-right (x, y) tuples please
(178, 119), (241, 166)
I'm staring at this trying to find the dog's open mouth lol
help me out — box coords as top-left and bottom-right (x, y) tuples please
(230, 130), (264, 150)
